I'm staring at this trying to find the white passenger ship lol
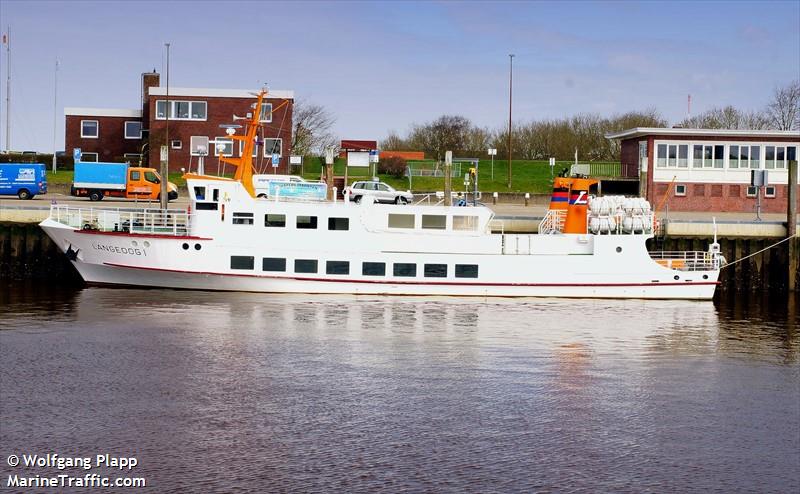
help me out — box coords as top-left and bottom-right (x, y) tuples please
(40, 91), (723, 299)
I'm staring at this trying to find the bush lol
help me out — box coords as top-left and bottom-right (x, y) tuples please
(378, 156), (407, 178)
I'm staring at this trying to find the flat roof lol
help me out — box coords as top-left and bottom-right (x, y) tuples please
(148, 87), (294, 99)
(64, 107), (142, 118)
(605, 127), (800, 140)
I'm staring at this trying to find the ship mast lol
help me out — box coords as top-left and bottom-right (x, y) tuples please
(219, 90), (266, 198)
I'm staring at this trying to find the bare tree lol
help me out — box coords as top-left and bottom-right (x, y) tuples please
(380, 131), (407, 151)
(680, 105), (769, 130)
(291, 100), (336, 156)
(765, 80), (800, 130)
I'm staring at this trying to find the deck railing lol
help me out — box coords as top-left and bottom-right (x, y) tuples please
(539, 210), (567, 234)
(649, 251), (719, 271)
(49, 205), (191, 236)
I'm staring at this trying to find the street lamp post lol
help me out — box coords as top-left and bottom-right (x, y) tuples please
(507, 54), (514, 189)
(161, 42), (170, 210)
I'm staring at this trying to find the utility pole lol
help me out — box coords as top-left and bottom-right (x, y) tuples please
(788, 159), (798, 291)
(160, 42), (170, 210)
(4, 27), (10, 152)
(507, 53), (514, 189)
(52, 59), (59, 173)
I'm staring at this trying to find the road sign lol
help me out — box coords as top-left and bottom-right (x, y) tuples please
(272, 153), (280, 167)
(73, 148), (81, 162)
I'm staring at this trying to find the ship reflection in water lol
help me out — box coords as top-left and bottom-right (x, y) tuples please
(0, 286), (797, 492)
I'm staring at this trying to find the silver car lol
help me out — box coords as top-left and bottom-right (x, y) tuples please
(345, 181), (414, 204)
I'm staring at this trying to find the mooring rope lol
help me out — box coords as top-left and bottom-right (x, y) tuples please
(721, 233), (799, 269)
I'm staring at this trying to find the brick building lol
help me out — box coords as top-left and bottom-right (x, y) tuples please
(65, 72), (294, 172)
(606, 127), (799, 213)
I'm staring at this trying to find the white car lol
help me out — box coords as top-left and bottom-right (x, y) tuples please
(345, 181), (414, 204)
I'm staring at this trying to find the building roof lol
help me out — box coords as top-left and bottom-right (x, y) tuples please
(605, 127), (800, 140)
(64, 107), (142, 118)
(148, 87), (294, 99)
(341, 140), (377, 151)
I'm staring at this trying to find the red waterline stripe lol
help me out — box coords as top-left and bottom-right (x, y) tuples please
(103, 262), (719, 288)
(76, 230), (212, 241)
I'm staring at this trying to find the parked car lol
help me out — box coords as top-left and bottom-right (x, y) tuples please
(344, 180), (414, 204)
(0, 163), (47, 199)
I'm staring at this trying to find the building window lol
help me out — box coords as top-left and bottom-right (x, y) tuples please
(80, 120), (98, 138)
(362, 262), (386, 276)
(750, 146), (761, 169)
(124, 121), (142, 139)
(677, 144), (688, 168)
(296, 215), (318, 229)
(453, 215), (479, 231)
(259, 103), (273, 123)
(746, 186), (757, 197)
(214, 137), (234, 157)
(262, 138), (282, 158)
(788, 146), (797, 165)
(190, 136), (209, 156)
(230, 256), (254, 270)
(232, 212), (254, 225)
(656, 144), (667, 167)
(326, 261), (349, 275)
(239, 139), (259, 158)
(764, 186), (776, 198)
(265, 214), (286, 227)
(388, 213), (415, 229)
(667, 144), (677, 167)
(294, 259), (318, 274)
(393, 263), (416, 277)
(424, 264), (447, 278)
(171, 139), (182, 149)
(421, 215), (447, 230)
(123, 153), (141, 164)
(156, 100), (207, 120)
(729, 145), (740, 168)
(638, 141), (648, 172)
(81, 152), (98, 162)
(675, 184), (686, 196)
(692, 145), (703, 168)
(328, 217), (349, 231)
(714, 145), (724, 168)
(262, 258), (286, 272)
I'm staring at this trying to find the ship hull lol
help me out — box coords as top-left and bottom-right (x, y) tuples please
(42, 219), (719, 300)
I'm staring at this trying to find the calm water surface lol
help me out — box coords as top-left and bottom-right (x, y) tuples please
(1, 284), (798, 493)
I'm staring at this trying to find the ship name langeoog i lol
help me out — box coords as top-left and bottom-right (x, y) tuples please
(40, 90), (724, 299)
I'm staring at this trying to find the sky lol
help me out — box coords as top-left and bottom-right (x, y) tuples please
(0, 0), (798, 152)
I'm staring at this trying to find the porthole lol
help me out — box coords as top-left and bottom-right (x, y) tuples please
(703, 274), (708, 280)
(182, 243), (189, 250)
(194, 243), (201, 251)
(143, 241), (151, 248)
(131, 240), (138, 247)
(674, 275), (680, 280)
(616, 246), (622, 253)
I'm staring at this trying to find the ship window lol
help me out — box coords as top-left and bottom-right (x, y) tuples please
(80, 120), (98, 138)
(265, 214), (286, 227)
(455, 264), (479, 278)
(326, 261), (349, 275)
(328, 217), (349, 231)
(362, 262), (386, 276)
(388, 213), (415, 229)
(421, 215), (446, 230)
(393, 263), (416, 277)
(453, 215), (479, 231)
(424, 264), (447, 278)
(296, 215), (318, 229)
(193, 186), (206, 200)
(262, 257), (286, 272)
(195, 202), (217, 210)
(230, 256), (254, 270)
(212, 188), (219, 201)
(232, 212), (254, 225)
(294, 259), (318, 273)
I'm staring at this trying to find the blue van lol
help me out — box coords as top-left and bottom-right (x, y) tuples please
(0, 163), (48, 199)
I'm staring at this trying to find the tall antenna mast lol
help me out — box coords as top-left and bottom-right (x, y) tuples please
(52, 59), (59, 172)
